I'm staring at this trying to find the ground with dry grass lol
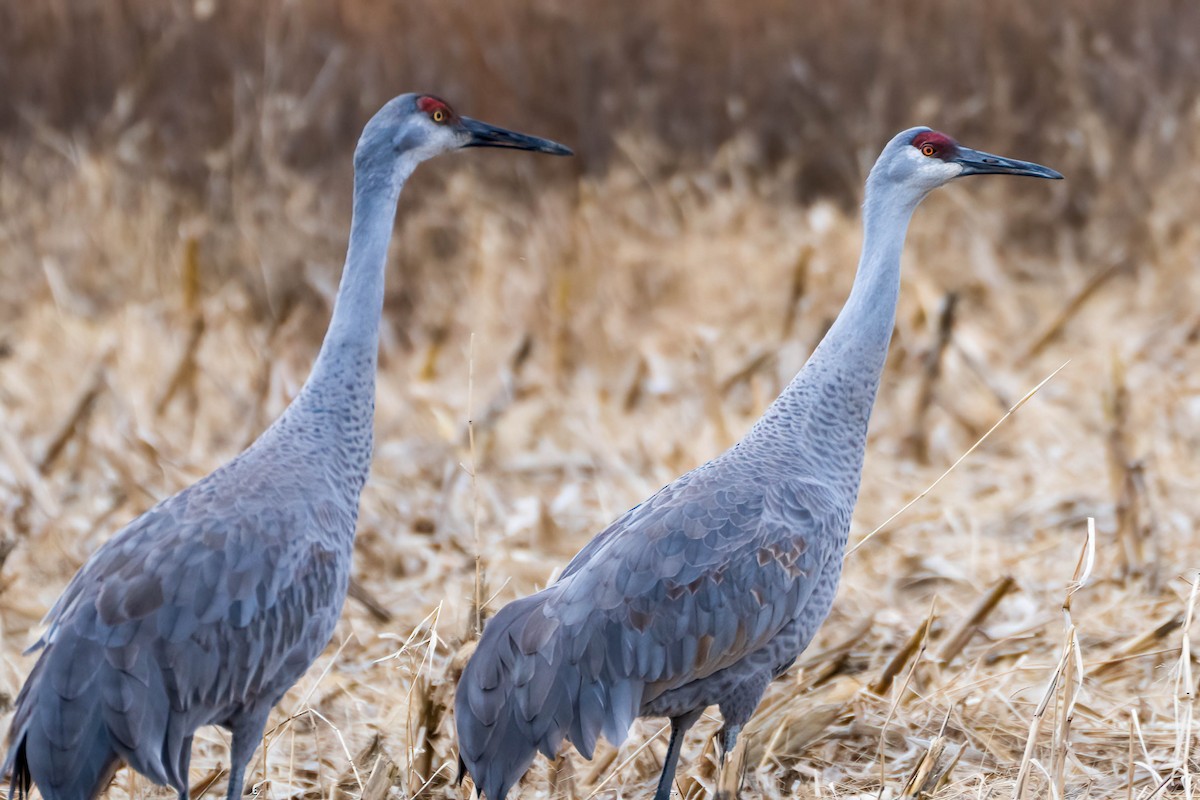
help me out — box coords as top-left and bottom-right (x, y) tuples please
(4, 2), (1200, 799)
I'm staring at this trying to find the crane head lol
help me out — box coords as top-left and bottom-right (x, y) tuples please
(911, 129), (1062, 179)
(355, 93), (571, 178)
(870, 127), (1062, 202)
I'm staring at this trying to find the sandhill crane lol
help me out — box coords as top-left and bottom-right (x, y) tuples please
(455, 128), (1060, 800)
(4, 93), (570, 800)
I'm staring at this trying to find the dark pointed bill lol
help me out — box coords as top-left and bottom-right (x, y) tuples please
(461, 117), (573, 156)
(955, 146), (1063, 179)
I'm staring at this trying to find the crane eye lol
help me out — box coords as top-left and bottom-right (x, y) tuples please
(921, 143), (937, 157)
(432, 109), (447, 123)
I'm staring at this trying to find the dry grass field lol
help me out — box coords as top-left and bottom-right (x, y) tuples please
(3, 1), (1200, 798)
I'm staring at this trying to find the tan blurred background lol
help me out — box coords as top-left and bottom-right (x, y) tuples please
(2, 1), (1200, 798)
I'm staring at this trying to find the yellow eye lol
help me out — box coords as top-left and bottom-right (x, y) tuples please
(432, 109), (446, 123)
(921, 144), (936, 157)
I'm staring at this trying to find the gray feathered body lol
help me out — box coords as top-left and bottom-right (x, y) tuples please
(4, 348), (376, 799)
(457, 310), (892, 800)
(4, 96), (405, 800)
(456, 153), (913, 800)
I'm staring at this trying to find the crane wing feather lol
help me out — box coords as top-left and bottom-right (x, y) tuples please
(457, 469), (848, 800)
(13, 474), (351, 789)
(548, 472), (843, 701)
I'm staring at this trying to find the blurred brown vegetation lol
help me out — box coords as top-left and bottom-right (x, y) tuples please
(3, 0), (1196, 187)
(4, 1), (1200, 798)
(3, 0), (1198, 328)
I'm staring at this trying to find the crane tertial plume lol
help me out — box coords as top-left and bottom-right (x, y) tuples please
(454, 127), (1060, 800)
(3, 93), (569, 800)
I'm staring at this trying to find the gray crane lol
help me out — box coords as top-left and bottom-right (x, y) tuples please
(4, 94), (570, 800)
(455, 128), (1060, 800)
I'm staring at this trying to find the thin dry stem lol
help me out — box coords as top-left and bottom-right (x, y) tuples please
(847, 361), (1068, 558)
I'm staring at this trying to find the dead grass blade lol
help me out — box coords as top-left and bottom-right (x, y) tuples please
(1169, 572), (1199, 792)
(877, 597), (938, 793)
(466, 331), (484, 639)
(1093, 611), (1186, 678)
(583, 724), (670, 800)
(872, 606), (936, 696)
(847, 361), (1068, 558)
(779, 245), (813, 339)
(0, 422), (58, 523)
(1013, 518), (1094, 800)
(580, 744), (620, 789)
(1013, 630), (1072, 800)
(1104, 352), (1157, 586)
(408, 675), (449, 797)
(901, 735), (964, 799)
(548, 752), (577, 800)
(155, 314), (206, 417)
(39, 347), (111, 474)
(751, 702), (846, 769)
(936, 575), (1016, 665)
(904, 291), (959, 464)
(333, 734), (383, 795)
(188, 766), (226, 799)
(347, 576), (393, 624)
(361, 754), (400, 800)
(1022, 261), (1126, 360)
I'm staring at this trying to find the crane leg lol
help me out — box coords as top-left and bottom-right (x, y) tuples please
(717, 724), (740, 772)
(173, 734), (194, 800)
(716, 667), (775, 775)
(653, 708), (703, 800)
(224, 708), (271, 800)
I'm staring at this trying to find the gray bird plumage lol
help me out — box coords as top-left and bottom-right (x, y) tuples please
(455, 127), (1061, 800)
(4, 93), (569, 800)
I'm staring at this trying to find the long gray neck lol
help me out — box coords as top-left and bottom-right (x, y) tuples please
(252, 157), (414, 501)
(306, 162), (409, 390)
(739, 176), (921, 485)
(814, 181), (917, 383)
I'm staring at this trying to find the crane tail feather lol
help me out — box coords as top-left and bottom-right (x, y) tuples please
(4, 693), (121, 800)
(2, 639), (169, 800)
(456, 594), (639, 800)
